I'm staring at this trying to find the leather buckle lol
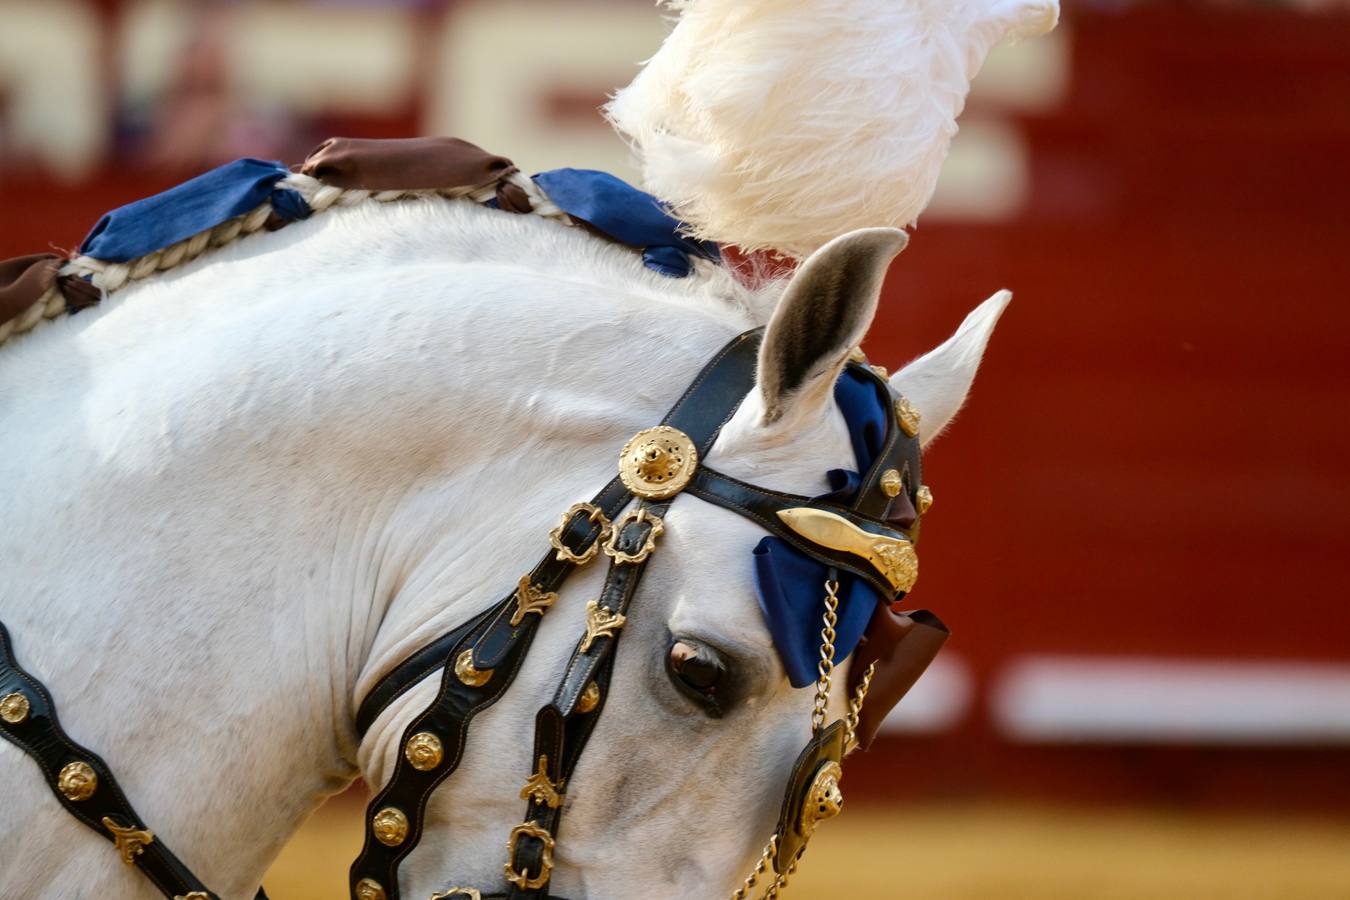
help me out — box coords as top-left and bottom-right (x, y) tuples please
(602, 507), (664, 565)
(548, 502), (611, 565)
(504, 821), (555, 890)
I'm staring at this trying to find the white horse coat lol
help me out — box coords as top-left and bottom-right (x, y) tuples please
(0, 191), (1006, 898)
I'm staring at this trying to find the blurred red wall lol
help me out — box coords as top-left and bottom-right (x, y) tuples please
(3, 5), (1347, 811)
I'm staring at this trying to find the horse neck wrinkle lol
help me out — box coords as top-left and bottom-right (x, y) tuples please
(0, 199), (754, 898)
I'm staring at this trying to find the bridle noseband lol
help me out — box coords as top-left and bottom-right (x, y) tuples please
(0, 328), (939, 900)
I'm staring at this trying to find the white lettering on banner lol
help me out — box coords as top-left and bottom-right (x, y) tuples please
(120, 0), (415, 116)
(0, 0), (105, 179)
(427, 0), (667, 182)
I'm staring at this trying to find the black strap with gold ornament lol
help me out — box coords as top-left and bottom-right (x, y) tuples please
(0, 622), (268, 900)
(350, 329), (766, 900)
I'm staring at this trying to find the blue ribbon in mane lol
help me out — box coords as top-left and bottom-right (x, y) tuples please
(531, 169), (720, 278)
(79, 159), (311, 263)
(754, 367), (891, 687)
(78, 159), (714, 279)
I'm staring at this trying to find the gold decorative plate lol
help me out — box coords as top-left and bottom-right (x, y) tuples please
(617, 426), (698, 500)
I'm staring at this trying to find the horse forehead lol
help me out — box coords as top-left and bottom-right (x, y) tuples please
(702, 395), (855, 493)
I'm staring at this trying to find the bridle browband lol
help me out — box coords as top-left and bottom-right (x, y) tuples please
(0, 328), (936, 900)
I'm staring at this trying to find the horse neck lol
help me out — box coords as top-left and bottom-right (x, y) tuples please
(0, 199), (758, 896)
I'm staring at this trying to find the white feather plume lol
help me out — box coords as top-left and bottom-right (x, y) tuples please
(606, 0), (1059, 258)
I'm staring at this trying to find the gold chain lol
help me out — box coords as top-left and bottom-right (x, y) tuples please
(844, 661), (876, 753)
(729, 835), (777, 899)
(730, 579), (843, 899)
(810, 579), (840, 734)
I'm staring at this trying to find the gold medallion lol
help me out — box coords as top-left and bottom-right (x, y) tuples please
(371, 807), (409, 847)
(617, 426), (698, 500)
(879, 469), (902, 498)
(0, 691), (30, 724)
(58, 761), (98, 801)
(916, 484), (934, 516)
(355, 878), (387, 900)
(454, 649), (493, 687)
(405, 731), (444, 772)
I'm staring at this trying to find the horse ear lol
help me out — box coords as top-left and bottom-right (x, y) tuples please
(757, 228), (908, 426)
(890, 290), (1011, 446)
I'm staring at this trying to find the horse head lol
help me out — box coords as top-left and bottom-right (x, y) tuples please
(375, 226), (1010, 899)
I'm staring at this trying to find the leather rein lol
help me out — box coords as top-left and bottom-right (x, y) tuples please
(0, 328), (939, 900)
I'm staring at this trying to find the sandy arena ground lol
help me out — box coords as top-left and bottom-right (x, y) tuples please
(265, 795), (1350, 898)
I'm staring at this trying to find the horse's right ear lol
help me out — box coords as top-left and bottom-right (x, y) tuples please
(757, 227), (908, 427)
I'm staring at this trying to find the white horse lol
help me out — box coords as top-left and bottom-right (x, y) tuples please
(0, 188), (1007, 898)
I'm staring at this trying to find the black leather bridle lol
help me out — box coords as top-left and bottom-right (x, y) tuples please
(0, 328), (930, 900)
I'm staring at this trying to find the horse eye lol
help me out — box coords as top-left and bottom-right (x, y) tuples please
(668, 639), (726, 717)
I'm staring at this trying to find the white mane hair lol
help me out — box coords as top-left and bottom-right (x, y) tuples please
(605, 0), (1059, 258)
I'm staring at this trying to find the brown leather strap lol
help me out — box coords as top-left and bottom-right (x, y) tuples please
(850, 606), (949, 750)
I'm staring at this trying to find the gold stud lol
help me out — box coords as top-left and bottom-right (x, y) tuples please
(618, 426), (698, 500)
(916, 485), (933, 516)
(879, 469), (902, 498)
(579, 601), (626, 654)
(520, 754), (564, 809)
(895, 396), (921, 438)
(102, 816), (155, 865)
(175, 893), (211, 900)
(510, 576), (558, 627)
(372, 807), (409, 847)
(405, 731), (444, 772)
(58, 761), (98, 801)
(454, 649), (493, 687)
(0, 692), (30, 724)
(355, 878), (387, 900)
(576, 680), (601, 714)
(870, 363), (889, 380)
(848, 347), (867, 364)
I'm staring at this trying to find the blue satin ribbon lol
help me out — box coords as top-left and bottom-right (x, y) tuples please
(76, 157), (713, 281)
(754, 367), (892, 687)
(79, 159), (313, 263)
(532, 168), (720, 278)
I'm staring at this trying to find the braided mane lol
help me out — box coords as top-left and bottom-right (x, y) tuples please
(0, 170), (565, 348)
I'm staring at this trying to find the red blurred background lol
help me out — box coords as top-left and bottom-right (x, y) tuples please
(3, 0), (1347, 824)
